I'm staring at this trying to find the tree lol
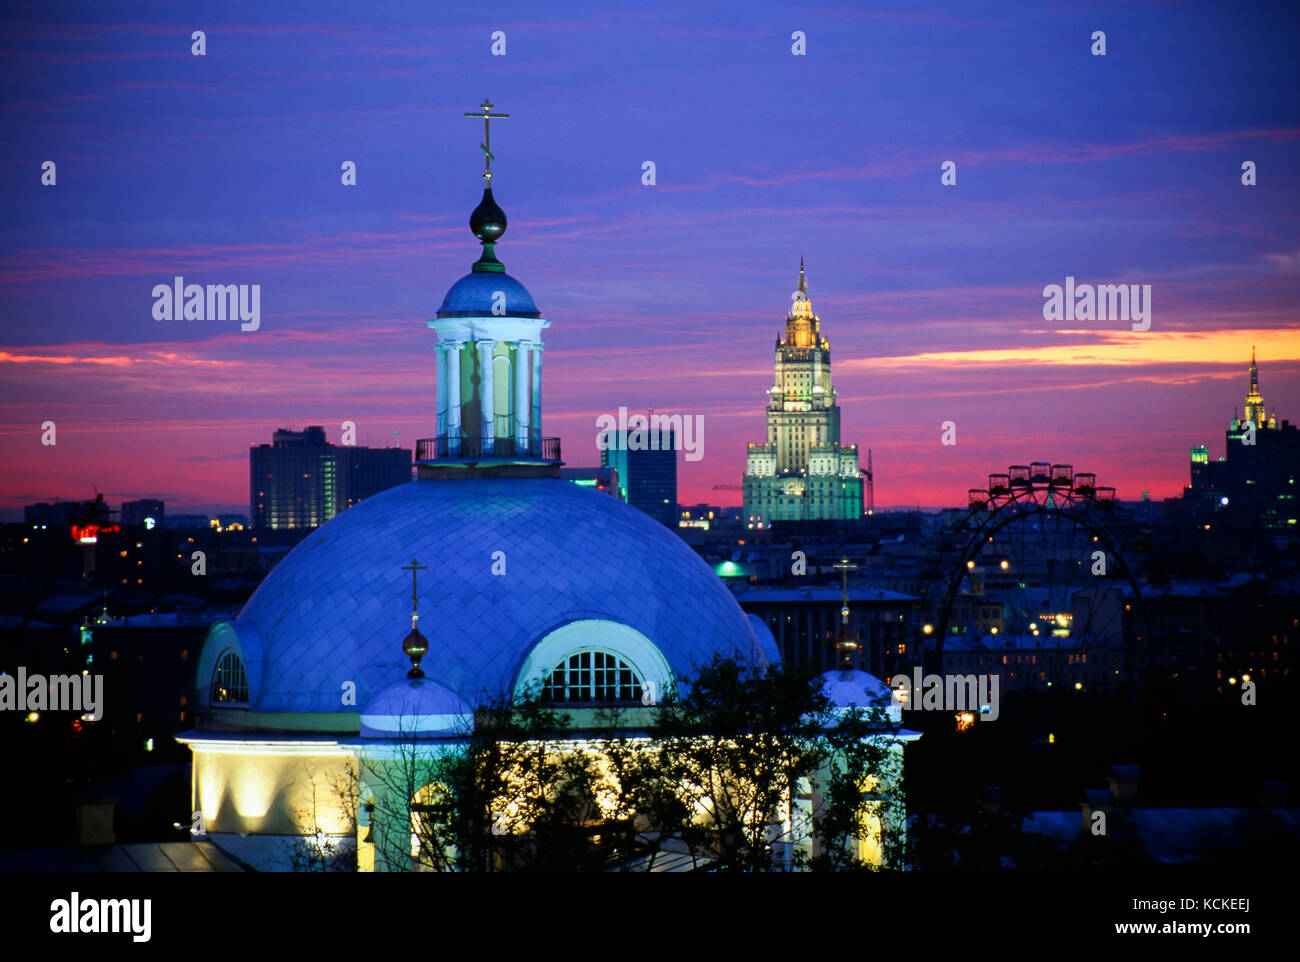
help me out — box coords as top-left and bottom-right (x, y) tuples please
(645, 654), (834, 871)
(361, 657), (909, 872)
(810, 704), (907, 871)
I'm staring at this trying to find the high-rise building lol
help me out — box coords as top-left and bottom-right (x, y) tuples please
(1185, 349), (1299, 532)
(250, 426), (412, 529)
(743, 261), (863, 528)
(600, 421), (678, 526)
(338, 445), (414, 511)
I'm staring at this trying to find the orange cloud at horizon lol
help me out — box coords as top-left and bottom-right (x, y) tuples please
(848, 328), (1300, 372)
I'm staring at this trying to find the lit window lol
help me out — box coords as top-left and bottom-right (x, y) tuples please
(541, 650), (642, 704)
(211, 650), (249, 704)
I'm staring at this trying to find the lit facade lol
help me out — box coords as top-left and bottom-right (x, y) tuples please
(744, 262), (863, 527)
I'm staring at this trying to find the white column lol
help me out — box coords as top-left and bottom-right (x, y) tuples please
(530, 344), (543, 440)
(446, 341), (462, 454)
(477, 339), (495, 453)
(435, 343), (448, 438)
(515, 341), (531, 450)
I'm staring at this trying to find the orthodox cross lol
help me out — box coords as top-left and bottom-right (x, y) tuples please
(832, 557), (857, 623)
(464, 99), (510, 182)
(401, 558), (428, 619)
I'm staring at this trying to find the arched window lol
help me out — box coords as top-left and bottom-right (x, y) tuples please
(493, 352), (513, 437)
(541, 650), (642, 704)
(210, 650), (249, 704)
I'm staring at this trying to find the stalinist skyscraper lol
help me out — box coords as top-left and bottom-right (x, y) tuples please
(743, 260), (863, 528)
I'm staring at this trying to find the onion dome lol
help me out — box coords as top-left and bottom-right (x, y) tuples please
(833, 620), (859, 669)
(470, 187), (507, 247)
(468, 186), (508, 273)
(402, 617), (429, 678)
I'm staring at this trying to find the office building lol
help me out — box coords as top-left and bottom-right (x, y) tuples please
(250, 426), (412, 529)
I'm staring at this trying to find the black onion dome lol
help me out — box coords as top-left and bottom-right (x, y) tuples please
(402, 623), (429, 678)
(470, 187), (507, 242)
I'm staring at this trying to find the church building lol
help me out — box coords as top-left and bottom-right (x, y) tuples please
(177, 105), (911, 871)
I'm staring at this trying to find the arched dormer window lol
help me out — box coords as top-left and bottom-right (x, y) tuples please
(210, 650), (249, 704)
(516, 620), (671, 708)
(540, 649), (642, 704)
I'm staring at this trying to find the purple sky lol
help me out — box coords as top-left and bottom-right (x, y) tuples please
(2, 0), (1298, 519)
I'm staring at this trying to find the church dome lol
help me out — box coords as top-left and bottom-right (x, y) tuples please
(361, 676), (473, 738)
(821, 667), (897, 717)
(436, 271), (539, 318)
(199, 477), (767, 723)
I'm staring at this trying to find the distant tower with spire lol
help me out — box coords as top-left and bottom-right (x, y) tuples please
(1235, 346), (1276, 431)
(1187, 347), (1299, 533)
(742, 260), (864, 528)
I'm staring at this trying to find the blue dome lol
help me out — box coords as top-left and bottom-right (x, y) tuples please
(361, 677), (473, 738)
(821, 668), (895, 712)
(205, 477), (766, 718)
(436, 271), (539, 318)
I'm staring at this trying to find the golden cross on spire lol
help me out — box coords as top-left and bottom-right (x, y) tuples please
(832, 557), (857, 621)
(400, 558), (428, 619)
(464, 98), (510, 183)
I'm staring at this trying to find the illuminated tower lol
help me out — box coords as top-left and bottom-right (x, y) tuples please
(1236, 346), (1276, 431)
(743, 260), (863, 527)
(421, 100), (556, 472)
(1188, 349), (1299, 532)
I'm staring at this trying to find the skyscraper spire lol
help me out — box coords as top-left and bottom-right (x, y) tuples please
(787, 256), (817, 339)
(1244, 347), (1266, 429)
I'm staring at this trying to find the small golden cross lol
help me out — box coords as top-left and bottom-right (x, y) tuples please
(464, 99), (510, 181)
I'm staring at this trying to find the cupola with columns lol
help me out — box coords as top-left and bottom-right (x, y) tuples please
(418, 100), (561, 477)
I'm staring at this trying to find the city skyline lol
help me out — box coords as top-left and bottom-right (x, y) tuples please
(3, 1), (1299, 519)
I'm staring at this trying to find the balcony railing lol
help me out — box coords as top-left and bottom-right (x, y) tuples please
(415, 436), (561, 464)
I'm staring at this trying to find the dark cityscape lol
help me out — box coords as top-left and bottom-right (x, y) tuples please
(1, 0), (1296, 949)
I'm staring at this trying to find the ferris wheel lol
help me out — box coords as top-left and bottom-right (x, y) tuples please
(917, 462), (1154, 685)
